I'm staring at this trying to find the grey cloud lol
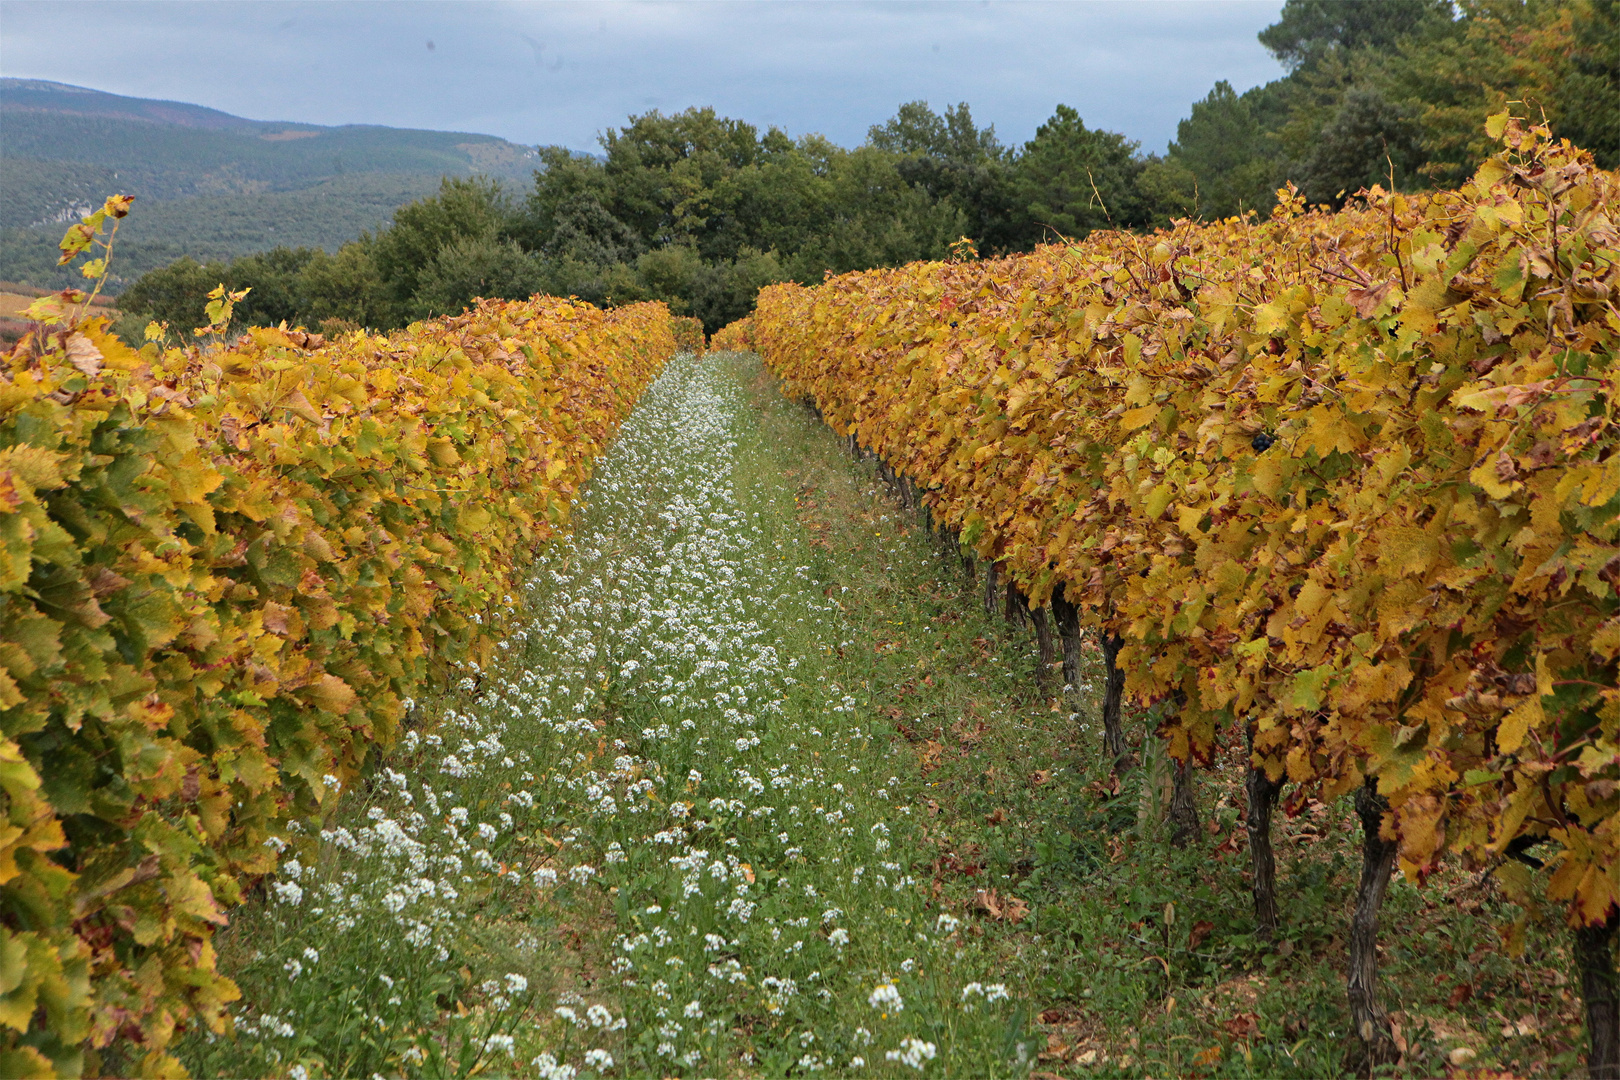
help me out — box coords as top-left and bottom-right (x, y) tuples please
(0, 0), (1285, 153)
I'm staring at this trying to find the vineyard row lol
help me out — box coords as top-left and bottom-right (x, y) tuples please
(0, 215), (679, 1078)
(738, 117), (1620, 1069)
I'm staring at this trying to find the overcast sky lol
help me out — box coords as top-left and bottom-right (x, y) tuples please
(0, 1), (1287, 154)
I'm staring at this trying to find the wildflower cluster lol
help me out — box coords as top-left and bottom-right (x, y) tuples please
(194, 355), (1020, 1076)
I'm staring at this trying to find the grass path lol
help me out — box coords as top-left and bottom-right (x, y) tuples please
(184, 353), (1057, 1079)
(182, 352), (1583, 1080)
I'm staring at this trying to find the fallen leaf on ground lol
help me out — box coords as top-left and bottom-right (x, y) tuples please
(973, 887), (1029, 923)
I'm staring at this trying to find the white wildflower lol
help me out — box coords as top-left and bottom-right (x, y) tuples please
(868, 983), (903, 1012)
(886, 1037), (938, 1070)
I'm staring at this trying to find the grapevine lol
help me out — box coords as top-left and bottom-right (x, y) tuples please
(750, 117), (1619, 1064)
(0, 198), (676, 1076)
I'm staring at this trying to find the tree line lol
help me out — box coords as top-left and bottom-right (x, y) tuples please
(117, 0), (1617, 338)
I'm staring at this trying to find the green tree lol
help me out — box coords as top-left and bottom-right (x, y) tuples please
(370, 177), (516, 318)
(703, 150), (822, 261)
(411, 234), (542, 318)
(1006, 105), (1148, 245)
(1556, 0), (1619, 166)
(1294, 88), (1425, 204)
(1258, 0), (1455, 71)
(868, 101), (1016, 252)
(1165, 81), (1281, 218)
(624, 244), (705, 311)
(520, 146), (642, 265)
(1381, 0), (1579, 185)
(520, 108), (972, 329)
(789, 146), (965, 278)
(690, 247), (790, 330)
(599, 108), (766, 253)
(118, 254), (218, 332)
(868, 100), (1003, 164)
(296, 239), (389, 330)
(225, 247), (321, 327)
(119, 244), (378, 335)
(1136, 156), (1200, 224)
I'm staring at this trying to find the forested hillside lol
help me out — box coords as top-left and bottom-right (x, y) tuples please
(75, 0), (1620, 337)
(0, 79), (538, 287)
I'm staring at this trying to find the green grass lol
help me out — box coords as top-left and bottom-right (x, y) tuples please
(178, 352), (1587, 1079)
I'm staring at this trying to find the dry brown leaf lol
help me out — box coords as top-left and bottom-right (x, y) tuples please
(65, 332), (104, 377)
(1223, 1012), (1260, 1039)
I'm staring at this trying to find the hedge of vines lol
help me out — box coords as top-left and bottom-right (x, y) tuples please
(744, 118), (1619, 1066)
(0, 254), (674, 1076)
(709, 316), (755, 354)
(670, 315), (707, 354)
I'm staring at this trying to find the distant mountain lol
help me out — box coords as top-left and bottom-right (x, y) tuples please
(3, 77), (290, 133)
(0, 79), (542, 289)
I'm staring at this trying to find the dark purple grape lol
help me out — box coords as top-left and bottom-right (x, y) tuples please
(1252, 432), (1275, 452)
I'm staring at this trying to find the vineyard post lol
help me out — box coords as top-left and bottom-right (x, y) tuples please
(1051, 590), (1083, 702)
(958, 542), (978, 585)
(924, 506), (953, 561)
(1099, 633), (1129, 772)
(983, 561), (1000, 618)
(1575, 911), (1620, 1079)
(952, 544), (978, 586)
(938, 517), (957, 562)
(1170, 758), (1200, 848)
(878, 461), (909, 508)
(1004, 580), (1029, 630)
(1348, 781), (1399, 1066)
(1031, 605), (1055, 692)
(1243, 727), (1283, 939)
(1167, 693), (1199, 847)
